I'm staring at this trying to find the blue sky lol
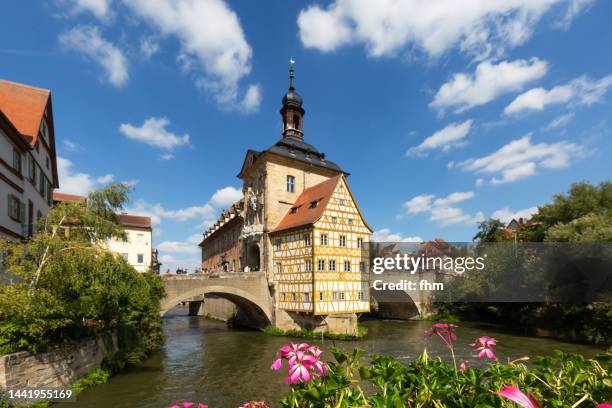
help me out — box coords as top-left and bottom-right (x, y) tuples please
(1, 0), (611, 271)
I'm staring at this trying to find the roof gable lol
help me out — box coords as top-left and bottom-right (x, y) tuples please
(0, 80), (50, 144)
(271, 175), (341, 233)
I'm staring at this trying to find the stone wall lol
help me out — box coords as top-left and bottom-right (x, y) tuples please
(0, 333), (117, 389)
(275, 308), (358, 336)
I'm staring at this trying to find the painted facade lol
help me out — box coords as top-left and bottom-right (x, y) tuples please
(200, 64), (372, 318)
(0, 80), (58, 240)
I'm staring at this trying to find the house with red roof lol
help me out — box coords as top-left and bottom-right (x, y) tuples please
(0, 79), (59, 240)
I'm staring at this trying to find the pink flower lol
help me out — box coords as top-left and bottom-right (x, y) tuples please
(272, 343), (327, 384)
(287, 350), (317, 384)
(167, 403), (207, 408)
(271, 358), (282, 371)
(596, 405), (612, 408)
(497, 386), (541, 408)
(424, 323), (458, 349)
(472, 336), (497, 360)
(459, 360), (469, 372)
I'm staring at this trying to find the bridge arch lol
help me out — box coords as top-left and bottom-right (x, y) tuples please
(160, 274), (273, 328)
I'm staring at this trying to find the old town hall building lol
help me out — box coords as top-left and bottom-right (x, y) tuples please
(200, 64), (372, 318)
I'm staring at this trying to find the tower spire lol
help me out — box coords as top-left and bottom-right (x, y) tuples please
(281, 58), (305, 139)
(289, 57), (295, 90)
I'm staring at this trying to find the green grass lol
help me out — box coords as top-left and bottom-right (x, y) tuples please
(262, 324), (368, 341)
(71, 368), (111, 394)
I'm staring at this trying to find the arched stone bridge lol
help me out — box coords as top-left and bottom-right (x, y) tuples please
(161, 272), (273, 328)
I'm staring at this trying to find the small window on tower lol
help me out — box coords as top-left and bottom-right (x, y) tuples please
(293, 114), (300, 130)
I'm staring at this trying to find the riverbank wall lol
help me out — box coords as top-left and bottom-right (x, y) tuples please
(0, 333), (117, 389)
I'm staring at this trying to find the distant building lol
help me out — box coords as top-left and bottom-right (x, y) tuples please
(109, 214), (153, 272)
(199, 63), (372, 317)
(199, 199), (244, 273)
(0, 80), (59, 240)
(52, 192), (157, 272)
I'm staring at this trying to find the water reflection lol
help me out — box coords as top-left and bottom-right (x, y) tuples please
(58, 307), (602, 408)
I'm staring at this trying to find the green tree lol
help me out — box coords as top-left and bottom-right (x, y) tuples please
(0, 183), (164, 355)
(473, 219), (512, 242)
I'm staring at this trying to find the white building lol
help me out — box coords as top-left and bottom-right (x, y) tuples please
(0, 80), (59, 240)
(107, 214), (154, 272)
(53, 192), (157, 273)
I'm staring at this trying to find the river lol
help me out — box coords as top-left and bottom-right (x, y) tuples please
(58, 307), (603, 408)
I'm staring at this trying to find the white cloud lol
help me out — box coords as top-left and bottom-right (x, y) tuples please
(402, 191), (482, 227)
(555, 0), (595, 30)
(58, 25), (128, 87)
(158, 254), (200, 273)
(157, 233), (202, 255)
(297, 0), (577, 60)
(455, 134), (584, 184)
(127, 185), (241, 226)
(57, 0), (113, 20)
(240, 84), (262, 113)
(407, 120), (472, 156)
(95, 173), (114, 184)
(491, 206), (539, 223)
(139, 36), (160, 59)
(403, 194), (435, 214)
(57, 156), (114, 196)
(122, 0), (259, 111)
(159, 153), (175, 161)
(372, 229), (422, 242)
(430, 58), (548, 113)
(119, 117), (190, 150)
(210, 186), (242, 208)
(62, 139), (81, 152)
(504, 74), (612, 115)
(542, 112), (575, 131)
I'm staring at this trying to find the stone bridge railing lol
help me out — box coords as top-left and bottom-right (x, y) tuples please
(160, 272), (273, 326)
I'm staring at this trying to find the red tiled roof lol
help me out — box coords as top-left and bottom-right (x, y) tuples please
(118, 214), (152, 229)
(272, 175), (341, 233)
(53, 192), (87, 204)
(0, 80), (50, 145)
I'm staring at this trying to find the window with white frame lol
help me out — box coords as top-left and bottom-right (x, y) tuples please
(358, 291), (365, 300)
(137, 254), (144, 263)
(359, 261), (366, 272)
(274, 238), (281, 250)
(339, 292), (345, 300)
(357, 237), (364, 248)
(136, 233), (145, 245)
(286, 175), (295, 193)
(304, 260), (312, 272)
(7, 195), (21, 222)
(275, 262), (282, 274)
(319, 292), (324, 301)
(344, 260), (351, 272)
(320, 234), (328, 245)
(303, 233), (311, 246)
(332, 292), (338, 300)
(303, 293), (310, 302)
(339, 235), (346, 247)
(329, 260), (336, 271)
(317, 259), (325, 271)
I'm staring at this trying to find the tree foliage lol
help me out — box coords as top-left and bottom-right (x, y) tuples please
(443, 181), (612, 345)
(0, 183), (164, 355)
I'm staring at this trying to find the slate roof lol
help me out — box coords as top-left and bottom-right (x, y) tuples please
(265, 135), (344, 174)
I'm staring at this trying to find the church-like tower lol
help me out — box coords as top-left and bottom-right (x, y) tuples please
(202, 62), (370, 335)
